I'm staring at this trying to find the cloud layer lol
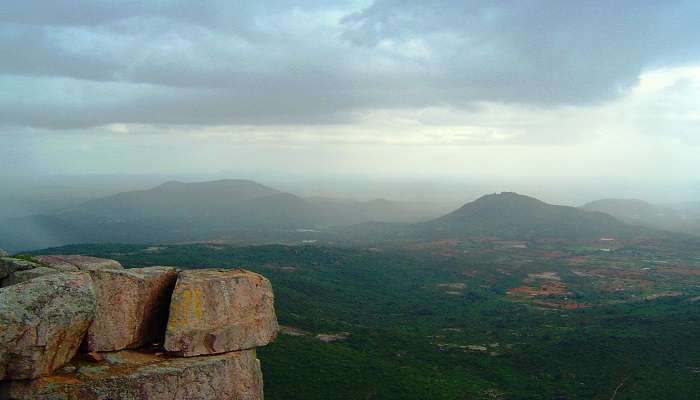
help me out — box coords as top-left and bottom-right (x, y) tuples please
(2, 0), (699, 130)
(1, 1), (699, 187)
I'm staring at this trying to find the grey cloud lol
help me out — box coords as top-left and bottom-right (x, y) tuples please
(0, 0), (699, 130)
(341, 0), (700, 104)
(0, 76), (361, 129)
(1, 1), (325, 26)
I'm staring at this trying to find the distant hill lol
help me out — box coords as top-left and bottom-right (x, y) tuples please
(1, 184), (679, 251)
(582, 198), (700, 236)
(66, 179), (281, 219)
(0, 180), (322, 251)
(58, 179), (319, 228)
(0, 179), (445, 251)
(413, 192), (648, 241)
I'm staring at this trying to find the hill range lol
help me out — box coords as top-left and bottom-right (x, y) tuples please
(0, 180), (677, 252)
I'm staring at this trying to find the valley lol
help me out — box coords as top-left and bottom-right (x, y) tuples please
(25, 238), (700, 399)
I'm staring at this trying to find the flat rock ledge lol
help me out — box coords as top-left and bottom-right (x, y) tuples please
(0, 348), (263, 400)
(164, 269), (278, 357)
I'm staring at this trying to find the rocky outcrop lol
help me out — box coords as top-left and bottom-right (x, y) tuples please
(0, 272), (96, 379)
(164, 269), (278, 357)
(0, 249), (8, 257)
(83, 266), (178, 352)
(34, 255), (123, 271)
(1, 349), (263, 400)
(1, 266), (60, 286)
(1, 256), (82, 287)
(0, 256), (277, 400)
(0, 257), (41, 280)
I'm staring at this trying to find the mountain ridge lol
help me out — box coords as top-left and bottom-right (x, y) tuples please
(0, 183), (679, 252)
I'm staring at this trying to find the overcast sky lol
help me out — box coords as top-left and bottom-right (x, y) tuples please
(1, 1), (699, 190)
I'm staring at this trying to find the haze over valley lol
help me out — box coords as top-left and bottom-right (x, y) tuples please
(2, 177), (698, 253)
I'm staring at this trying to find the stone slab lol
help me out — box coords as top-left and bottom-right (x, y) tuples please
(0, 349), (263, 400)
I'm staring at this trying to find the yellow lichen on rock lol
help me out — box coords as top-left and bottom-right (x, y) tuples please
(164, 269), (278, 357)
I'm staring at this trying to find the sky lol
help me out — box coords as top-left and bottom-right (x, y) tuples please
(1, 0), (699, 199)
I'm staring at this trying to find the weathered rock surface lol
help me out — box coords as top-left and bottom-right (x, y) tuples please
(165, 269), (278, 357)
(0, 349), (263, 400)
(0, 272), (96, 380)
(83, 266), (178, 352)
(34, 255), (123, 271)
(0, 257), (41, 280)
(30, 256), (80, 272)
(0, 249), (7, 257)
(0, 256), (80, 287)
(1, 267), (60, 287)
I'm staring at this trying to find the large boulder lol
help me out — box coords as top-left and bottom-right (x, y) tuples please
(0, 272), (96, 380)
(83, 266), (178, 352)
(0, 349), (263, 400)
(164, 269), (278, 357)
(33, 255), (123, 271)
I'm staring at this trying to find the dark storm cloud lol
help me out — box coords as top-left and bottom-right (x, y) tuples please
(0, 0), (699, 129)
